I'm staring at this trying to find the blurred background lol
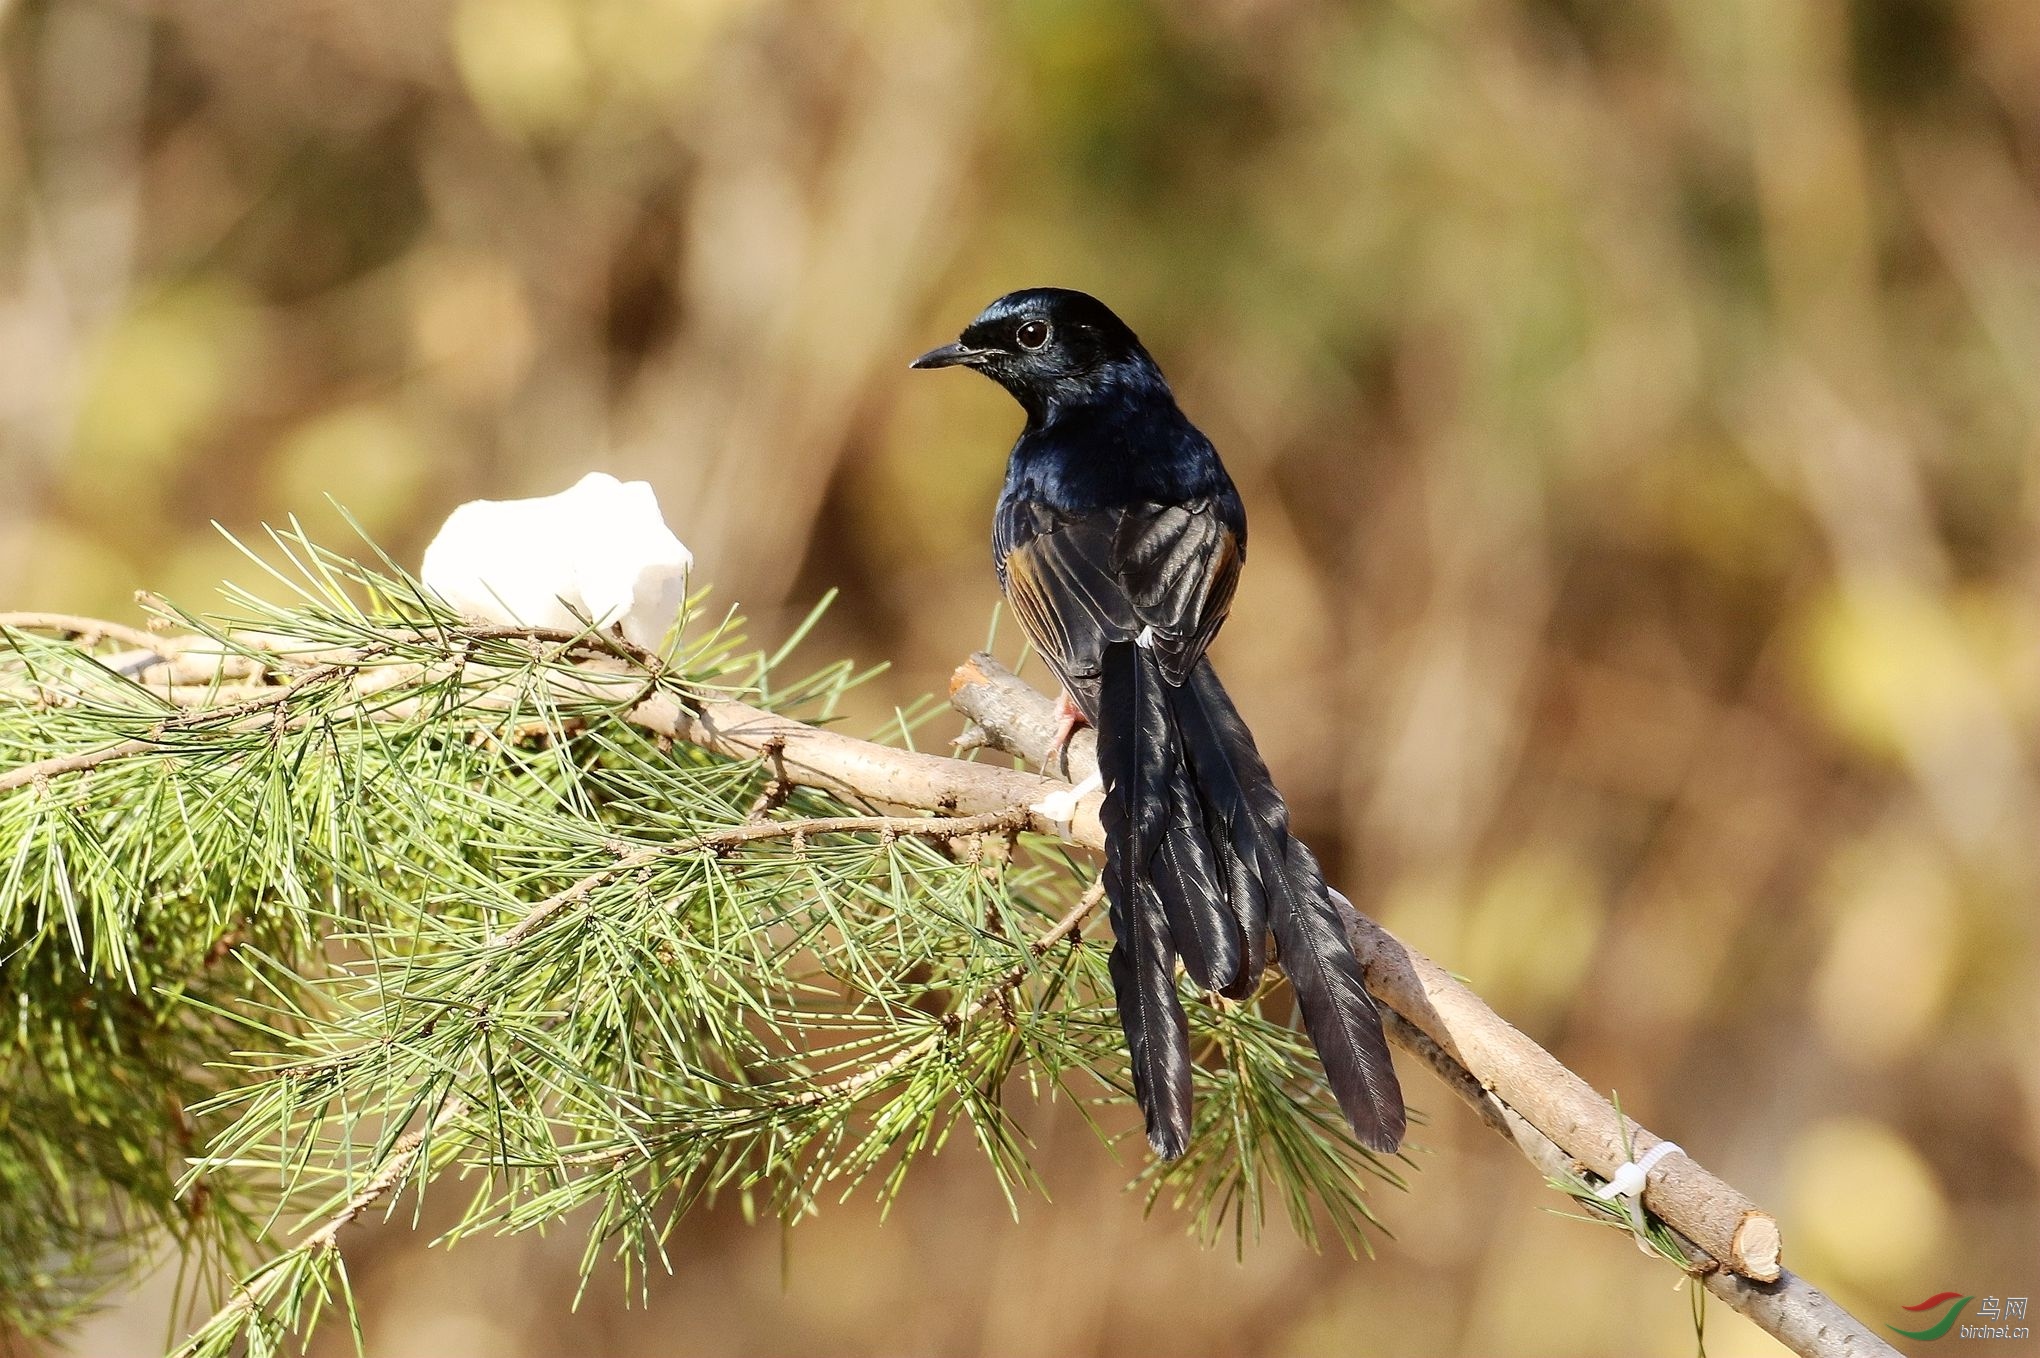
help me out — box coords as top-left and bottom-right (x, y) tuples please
(5, 0), (2037, 1353)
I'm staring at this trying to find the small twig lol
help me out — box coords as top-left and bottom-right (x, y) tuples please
(792, 878), (1107, 1109)
(494, 808), (1034, 948)
(198, 807), (1068, 1329)
(284, 881), (1104, 1241)
(0, 663), (345, 794)
(279, 805), (1044, 1086)
(187, 1083), (479, 1350)
(0, 611), (165, 652)
(0, 737), (159, 790)
(746, 737), (794, 820)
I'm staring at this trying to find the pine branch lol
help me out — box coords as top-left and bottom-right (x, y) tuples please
(186, 879), (1109, 1351)
(0, 662), (347, 793)
(785, 878), (1105, 1110)
(5, 551), (1398, 1353)
(497, 808), (1036, 948)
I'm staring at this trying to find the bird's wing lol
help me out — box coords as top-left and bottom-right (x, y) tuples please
(997, 498), (1242, 696)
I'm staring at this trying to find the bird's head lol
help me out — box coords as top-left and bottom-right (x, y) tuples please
(910, 287), (1161, 419)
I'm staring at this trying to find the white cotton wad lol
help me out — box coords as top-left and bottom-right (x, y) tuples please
(419, 472), (693, 651)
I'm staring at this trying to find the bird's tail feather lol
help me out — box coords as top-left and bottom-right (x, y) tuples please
(1096, 642), (1199, 1157)
(1096, 642), (1406, 1158)
(1169, 660), (1405, 1153)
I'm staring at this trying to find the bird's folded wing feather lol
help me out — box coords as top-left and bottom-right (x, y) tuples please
(995, 499), (1242, 694)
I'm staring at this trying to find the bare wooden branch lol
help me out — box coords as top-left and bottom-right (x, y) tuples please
(949, 652), (1894, 1358)
(1378, 1011), (1894, 1357)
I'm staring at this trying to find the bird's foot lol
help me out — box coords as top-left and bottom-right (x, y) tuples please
(1043, 689), (1088, 776)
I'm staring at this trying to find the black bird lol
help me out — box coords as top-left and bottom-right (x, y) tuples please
(912, 287), (1405, 1158)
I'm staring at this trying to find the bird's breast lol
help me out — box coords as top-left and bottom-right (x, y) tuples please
(1003, 414), (1228, 516)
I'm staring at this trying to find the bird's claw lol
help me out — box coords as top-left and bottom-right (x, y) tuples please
(1043, 688), (1088, 776)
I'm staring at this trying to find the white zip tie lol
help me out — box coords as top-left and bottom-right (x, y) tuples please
(1594, 1140), (1684, 1254)
(1030, 770), (1102, 824)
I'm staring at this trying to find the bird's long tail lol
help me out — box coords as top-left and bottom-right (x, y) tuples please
(1094, 642), (1406, 1158)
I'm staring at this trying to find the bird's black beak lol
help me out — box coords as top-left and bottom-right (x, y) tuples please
(909, 341), (986, 371)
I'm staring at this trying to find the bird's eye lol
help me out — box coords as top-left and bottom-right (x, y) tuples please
(1015, 319), (1050, 350)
